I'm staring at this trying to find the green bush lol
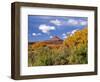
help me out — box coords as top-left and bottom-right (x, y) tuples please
(67, 44), (87, 64)
(28, 28), (88, 66)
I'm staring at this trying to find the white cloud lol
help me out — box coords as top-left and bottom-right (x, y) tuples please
(80, 21), (87, 26)
(67, 19), (87, 26)
(39, 24), (55, 33)
(50, 19), (62, 26)
(50, 19), (87, 26)
(62, 29), (78, 39)
(62, 33), (66, 36)
(32, 33), (41, 36)
(71, 29), (78, 34)
(32, 33), (36, 36)
(67, 19), (78, 25)
(50, 36), (53, 38)
(63, 36), (67, 39)
(62, 33), (67, 39)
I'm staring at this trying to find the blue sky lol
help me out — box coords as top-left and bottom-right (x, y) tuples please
(28, 15), (88, 42)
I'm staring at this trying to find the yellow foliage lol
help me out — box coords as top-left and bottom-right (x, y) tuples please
(32, 42), (47, 49)
(63, 28), (88, 48)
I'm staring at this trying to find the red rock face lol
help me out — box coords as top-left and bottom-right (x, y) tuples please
(28, 36), (63, 46)
(50, 36), (62, 41)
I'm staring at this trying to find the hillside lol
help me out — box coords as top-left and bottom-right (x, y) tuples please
(28, 28), (88, 66)
(28, 36), (63, 49)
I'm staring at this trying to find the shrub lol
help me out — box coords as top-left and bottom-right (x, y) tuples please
(28, 28), (88, 66)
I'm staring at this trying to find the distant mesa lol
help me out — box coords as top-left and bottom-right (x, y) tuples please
(43, 36), (63, 44)
(50, 36), (62, 41)
(29, 36), (63, 45)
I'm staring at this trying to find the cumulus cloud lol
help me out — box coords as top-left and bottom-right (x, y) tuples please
(67, 19), (78, 26)
(62, 33), (67, 39)
(63, 36), (67, 39)
(62, 33), (66, 36)
(39, 24), (55, 33)
(32, 33), (37, 36)
(32, 33), (41, 36)
(50, 19), (62, 26)
(50, 18), (87, 27)
(61, 29), (79, 39)
(71, 29), (79, 35)
(50, 36), (53, 38)
(80, 21), (87, 26)
(67, 19), (87, 26)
